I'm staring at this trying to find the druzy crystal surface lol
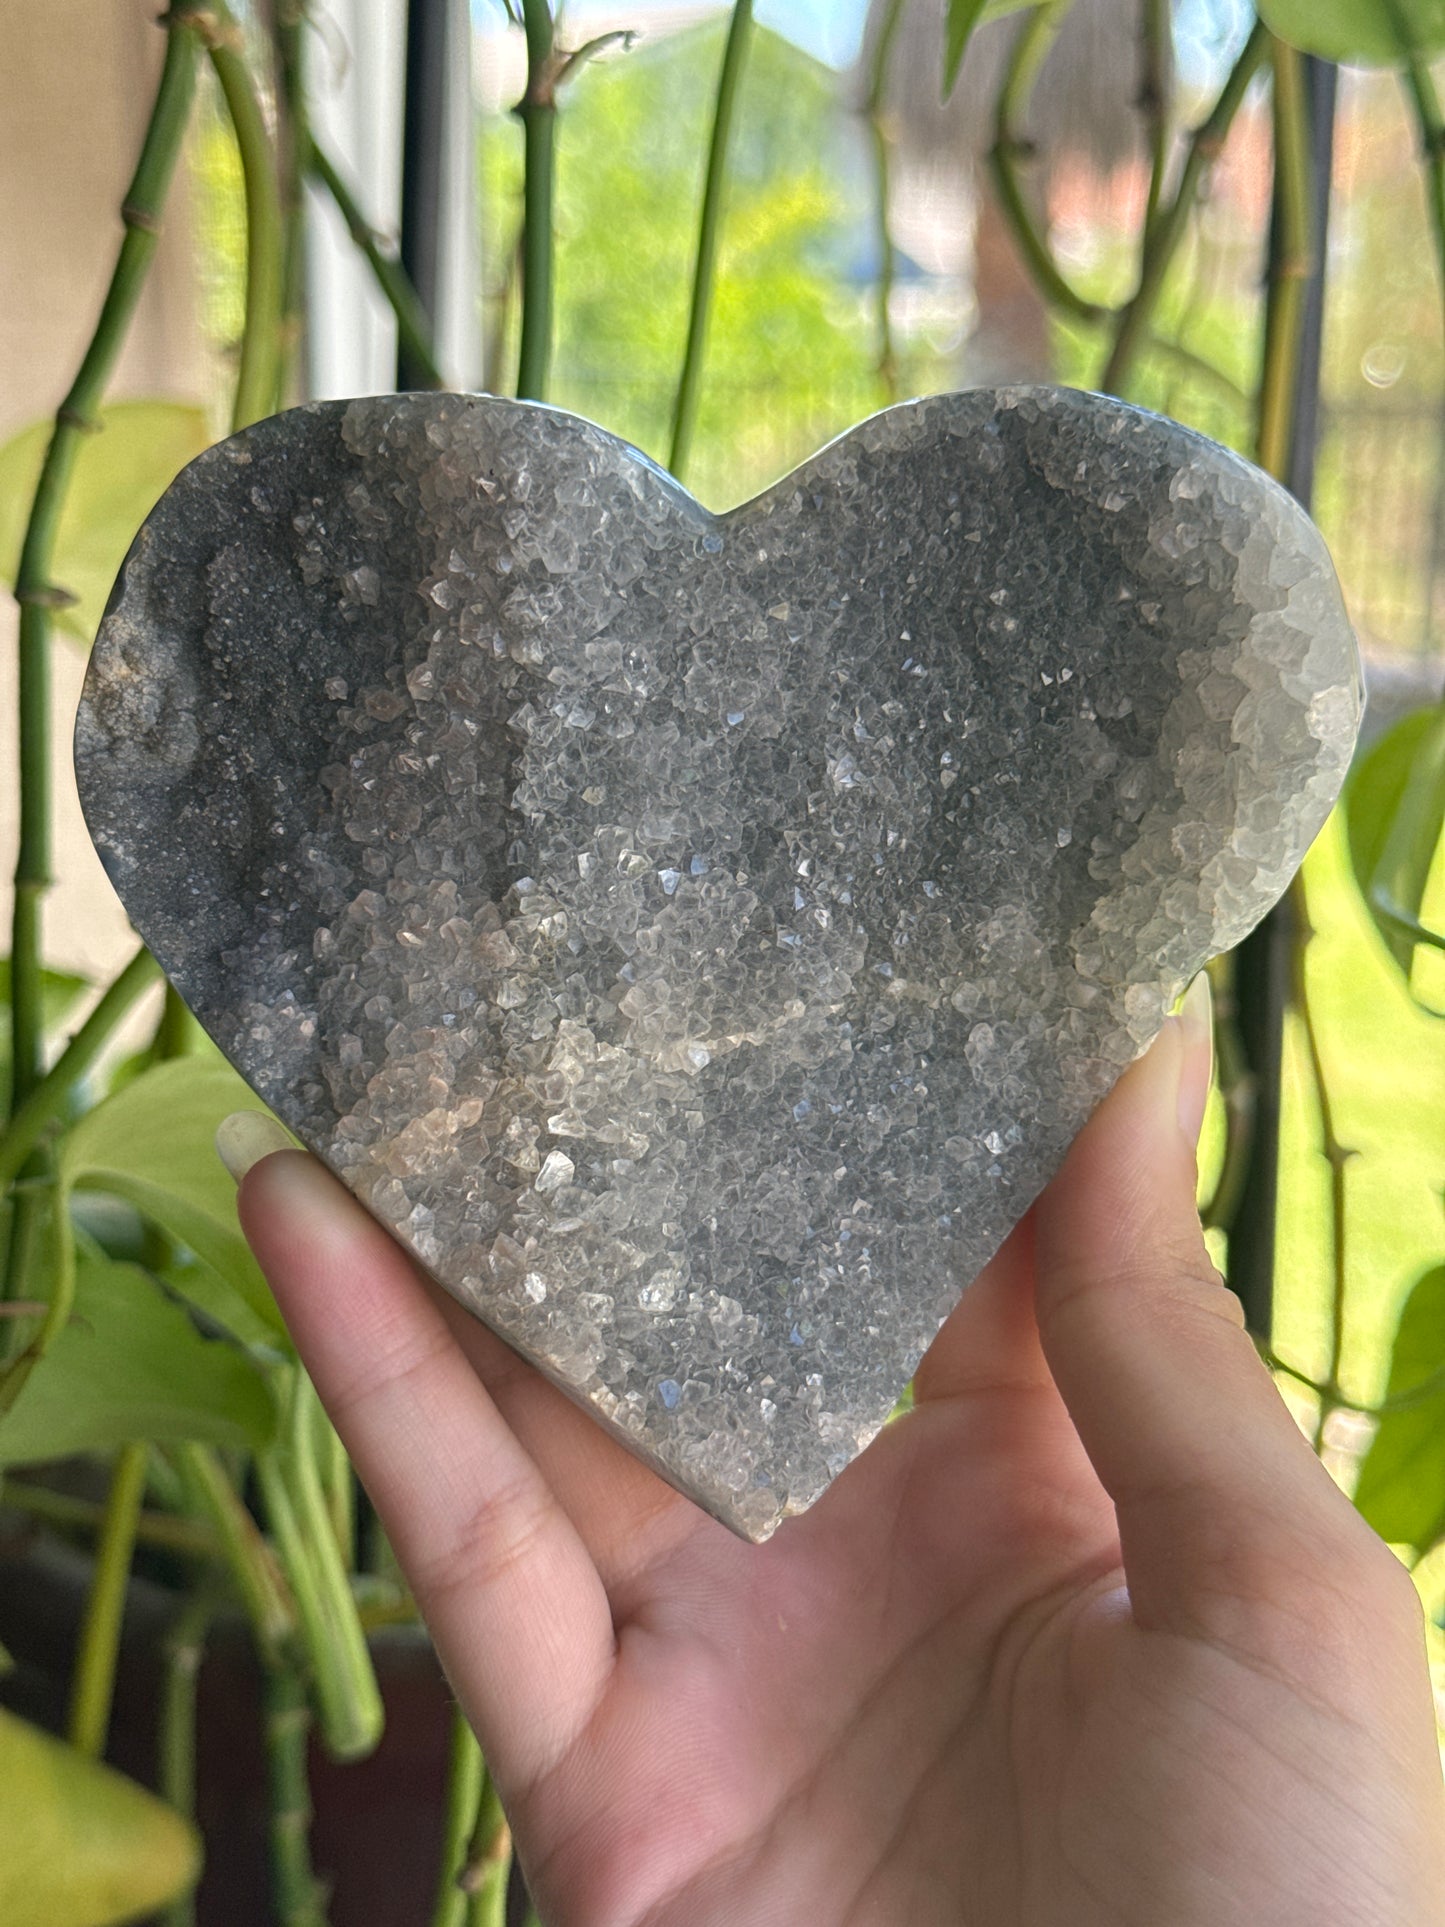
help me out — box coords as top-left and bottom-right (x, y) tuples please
(77, 389), (1361, 1539)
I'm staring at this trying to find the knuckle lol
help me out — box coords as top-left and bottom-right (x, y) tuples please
(411, 1473), (555, 1608)
(1047, 1234), (1231, 1332)
(1156, 1249), (1241, 1321)
(328, 1317), (453, 1423)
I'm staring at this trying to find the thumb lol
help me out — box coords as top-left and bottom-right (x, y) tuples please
(1031, 976), (1366, 1636)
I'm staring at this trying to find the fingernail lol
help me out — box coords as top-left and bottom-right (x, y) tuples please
(1175, 972), (1214, 1144)
(216, 1111), (295, 1184)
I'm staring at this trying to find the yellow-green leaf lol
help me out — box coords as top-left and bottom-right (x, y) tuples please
(0, 1706), (201, 1927)
(1354, 1265), (1445, 1550)
(1258, 0), (1445, 64)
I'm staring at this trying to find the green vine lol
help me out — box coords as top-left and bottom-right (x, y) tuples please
(987, 0), (1104, 326)
(430, 1709), (485, 1927)
(668, 0), (757, 480)
(0, 947), (160, 1202)
(200, 3), (285, 431)
(1100, 20), (1270, 396)
(1255, 37), (1312, 480)
(1139, 0), (1172, 241)
(3, 13), (201, 1326)
(516, 0), (558, 402)
(864, 0), (907, 401)
(308, 140), (446, 389)
(67, 1442), (150, 1758)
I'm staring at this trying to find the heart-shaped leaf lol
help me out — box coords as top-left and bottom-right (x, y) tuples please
(77, 389), (1360, 1537)
(0, 1248), (275, 1466)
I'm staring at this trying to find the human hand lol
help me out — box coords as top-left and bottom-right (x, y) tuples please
(228, 984), (1445, 1925)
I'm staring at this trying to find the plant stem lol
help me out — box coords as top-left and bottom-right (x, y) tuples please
(1289, 873), (1355, 1452)
(272, 1), (309, 409)
(159, 1592), (214, 1927)
(1140, 0), (1172, 239)
(308, 139), (446, 389)
(0, 946), (161, 1202)
(668, 0), (756, 479)
(1256, 39), (1312, 480)
(1100, 19), (1269, 396)
(4, 14), (199, 1316)
(310, 1386), (355, 1566)
(0, 1477), (220, 1557)
(430, 1707), (485, 1927)
(1143, 331), (1249, 405)
(0, 943), (158, 1390)
(987, 0), (1107, 326)
(172, 1443), (296, 1662)
(67, 1443), (149, 1758)
(197, 3), (284, 431)
(864, 0), (907, 400)
(257, 1373), (383, 1762)
(264, 1658), (330, 1927)
(460, 1767), (511, 1927)
(1261, 1343), (1445, 1417)
(174, 1443), (328, 1923)
(515, 0), (558, 402)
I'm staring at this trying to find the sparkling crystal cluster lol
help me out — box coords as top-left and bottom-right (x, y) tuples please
(77, 388), (1360, 1539)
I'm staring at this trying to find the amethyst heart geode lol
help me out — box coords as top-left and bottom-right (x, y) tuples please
(76, 388), (1360, 1539)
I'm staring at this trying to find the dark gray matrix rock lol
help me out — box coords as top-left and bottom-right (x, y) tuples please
(77, 388), (1360, 1539)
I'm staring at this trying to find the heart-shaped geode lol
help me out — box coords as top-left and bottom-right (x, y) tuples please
(77, 388), (1360, 1539)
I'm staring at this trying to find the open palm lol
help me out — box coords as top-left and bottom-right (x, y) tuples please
(236, 1015), (1445, 1926)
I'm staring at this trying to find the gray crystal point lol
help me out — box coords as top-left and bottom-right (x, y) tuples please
(77, 387), (1360, 1540)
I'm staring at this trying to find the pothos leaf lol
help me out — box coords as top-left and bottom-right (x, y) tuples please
(1343, 704), (1445, 999)
(1257, 0), (1445, 65)
(0, 1249), (275, 1466)
(61, 1057), (286, 1343)
(1354, 1264), (1445, 1551)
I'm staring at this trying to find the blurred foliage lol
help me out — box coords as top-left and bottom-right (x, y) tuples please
(0, 1705), (201, 1927)
(482, 22), (953, 505)
(1259, 0), (1445, 65)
